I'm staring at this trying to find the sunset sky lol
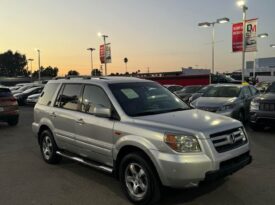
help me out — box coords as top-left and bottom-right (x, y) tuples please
(1, 0), (275, 76)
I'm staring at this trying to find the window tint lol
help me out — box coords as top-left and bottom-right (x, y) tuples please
(38, 83), (60, 106)
(55, 84), (82, 111)
(81, 85), (111, 114)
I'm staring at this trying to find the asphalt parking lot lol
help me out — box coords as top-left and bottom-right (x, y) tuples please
(1, 106), (275, 205)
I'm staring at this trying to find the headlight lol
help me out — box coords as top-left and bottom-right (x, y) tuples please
(250, 101), (259, 111)
(218, 104), (235, 112)
(164, 134), (201, 153)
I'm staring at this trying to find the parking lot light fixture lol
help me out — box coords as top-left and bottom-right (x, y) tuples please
(271, 44), (275, 48)
(237, 0), (246, 7)
(87, 48), (96, 76)
(217, 17), (230, 24)
(258, 33), (268, 38)
(198, 17), (230, 76)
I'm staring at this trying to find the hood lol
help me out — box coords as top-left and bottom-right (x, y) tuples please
(133, 109), (241, 138)
(192, 97), (237, 108)
(254, 93), (275, 102)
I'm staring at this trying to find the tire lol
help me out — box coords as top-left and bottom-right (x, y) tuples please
(249, 122), (264, 131)
(7, 117), (19, 126)
(119, 152), (161, 205)
(39, 129), (61, 164)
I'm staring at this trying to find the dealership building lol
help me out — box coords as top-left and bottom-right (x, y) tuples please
(246, 57), (275, 76)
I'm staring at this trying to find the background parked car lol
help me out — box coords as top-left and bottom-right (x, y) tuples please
(211, 74), (242, 84)
(12, 84), (41, 95)
(188, 85), (214, 103)
(255, 81), (271, 93)
(174, 85), (204, 103)
(26, 93), (41, 106)
(163, 84), (184, 93)
(0, 87), (19, 126)
(250, 81), (275, 130)
(190, 84), (259, 122)
(14, 86), (44, 105)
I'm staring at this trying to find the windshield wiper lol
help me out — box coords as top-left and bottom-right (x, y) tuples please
(134, 108), (189, 116)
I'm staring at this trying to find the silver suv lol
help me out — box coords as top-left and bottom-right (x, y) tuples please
(33, 77), (251, 205)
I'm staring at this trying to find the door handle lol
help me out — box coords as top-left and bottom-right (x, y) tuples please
(50, 112), (56, 117)
(76, 118), (85, 125)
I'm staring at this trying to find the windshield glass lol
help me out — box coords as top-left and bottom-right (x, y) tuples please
(203, 86), (240, 97)
(180, 86), (202, 93)
(266, 83), (275, 93)
(109, 82), (189, 117)
(0, 88), (12, 97)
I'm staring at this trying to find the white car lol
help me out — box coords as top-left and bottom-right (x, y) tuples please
(26, 93), (41, 105)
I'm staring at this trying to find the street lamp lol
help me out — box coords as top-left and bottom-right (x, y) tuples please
(270, 44), (275, 48)
(98, 32), (109, 76)
(253, 33), (269, 78)
(237, 0), (248, 83)
(87, 48), (96, 76)
(35, 49), (41, 81)
(198, 17), (230, 75)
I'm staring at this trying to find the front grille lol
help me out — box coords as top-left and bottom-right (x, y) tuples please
(210, 127), (248, 153)
(259, 103), (275, 111)
(198, 106), (219, 112)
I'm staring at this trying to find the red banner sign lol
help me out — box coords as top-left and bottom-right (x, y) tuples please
(100, 44), (105, 64)
(232, 22), (243, 52)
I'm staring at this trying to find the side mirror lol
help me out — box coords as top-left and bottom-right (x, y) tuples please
(94, 104), (111, 118)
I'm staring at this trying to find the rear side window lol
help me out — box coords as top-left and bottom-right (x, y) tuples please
(55, 84), (82, 111)
(0, 88), (12, 97)
(81, 85), (111, 114)
(38, 83), (60, 106)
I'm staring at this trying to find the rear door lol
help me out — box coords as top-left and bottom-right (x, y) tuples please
(74, 84), (114, 166)
(51, 83), (83, 152)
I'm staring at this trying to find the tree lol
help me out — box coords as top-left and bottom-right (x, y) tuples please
(67, 70), (79, 76)
(0, 50), (28, 77)
(92, 68), (102, 76)
(32, 66), (59, 78)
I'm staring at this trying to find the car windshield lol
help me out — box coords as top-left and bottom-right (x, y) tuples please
(180, 86), (202, 93)
(266, 83), (275, 93)
(22, 87), (39, 94)
(109, 82), (189, 117)
(197, 85), (212, 93)
(203, 86), (240, 97)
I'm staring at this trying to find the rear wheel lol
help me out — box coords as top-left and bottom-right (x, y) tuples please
(119, 152), (161, 205)
(39, 130), (61, 164)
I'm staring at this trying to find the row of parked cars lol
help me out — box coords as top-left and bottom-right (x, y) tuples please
(165, 82), (275, 130)
(0, 82), (45, 126)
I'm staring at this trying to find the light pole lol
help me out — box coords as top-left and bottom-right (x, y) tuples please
(98, 33), (109, 76)
(237, 0), (248, 83)
(198, 17), (230, 76)
(87, 48), (96, 76)
(253, 33), (268, 78)
(35, 49), (41, 81)
(28, 58), (34, 76)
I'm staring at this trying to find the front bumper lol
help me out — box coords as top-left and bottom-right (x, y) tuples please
(250, 111), (275, 125)
(150, 142), (250, 188)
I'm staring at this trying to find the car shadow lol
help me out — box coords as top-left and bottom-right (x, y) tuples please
(158, 179), (227, 205)
(57, 158), (227, 204)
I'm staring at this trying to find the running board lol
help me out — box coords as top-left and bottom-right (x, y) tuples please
(56, 151), (113, 174)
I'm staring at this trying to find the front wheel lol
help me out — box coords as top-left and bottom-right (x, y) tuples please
(39, 130), (61, 164)
(119, 152), (161, 205)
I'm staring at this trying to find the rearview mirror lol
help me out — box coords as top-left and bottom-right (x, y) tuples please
(94, 104), (111, 118)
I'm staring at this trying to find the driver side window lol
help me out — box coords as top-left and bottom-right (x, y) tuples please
(81, 85), (111, 114)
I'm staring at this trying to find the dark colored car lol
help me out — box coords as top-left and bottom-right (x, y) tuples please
(163, 84), (184, 93)
(211, 75), (242, 84)
(14, 86), (44, 105)
(250, 82), (275, 130)
(0, 87), (19, 126)
(175, 85), (204, 103)
(255, 81), (271, 93)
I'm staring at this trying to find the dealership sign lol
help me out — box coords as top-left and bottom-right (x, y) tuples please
(232, 19), (258, 52)
(100, 44), (112, 64)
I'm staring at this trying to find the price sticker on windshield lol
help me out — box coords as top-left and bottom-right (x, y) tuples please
(121, 89), (139, 99)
